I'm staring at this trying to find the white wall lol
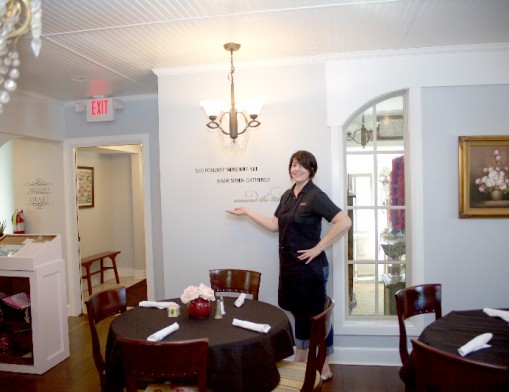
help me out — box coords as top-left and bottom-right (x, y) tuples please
(157, 62), (332, 304)
(1, 91), (64, 140)
(1, 138), (67, 237)
(11, 138), (66, 236)
(7, 138), (69, 304)
(130, 153), (147, 277)
(326, 45), (509, 126)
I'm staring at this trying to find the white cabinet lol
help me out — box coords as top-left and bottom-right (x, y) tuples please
(0, 234), (69, 374)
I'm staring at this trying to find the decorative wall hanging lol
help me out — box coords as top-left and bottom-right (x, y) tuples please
(458, 136), (509, 218)
(77, 166), (94, 208)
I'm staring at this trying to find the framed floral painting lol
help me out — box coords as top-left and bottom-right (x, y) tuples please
(459, 136), (509, 218)
(77, 166), (94, 208)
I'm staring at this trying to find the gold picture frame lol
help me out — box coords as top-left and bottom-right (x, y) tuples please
(77, 166), (94, 208)
(459, 136), (509, 218)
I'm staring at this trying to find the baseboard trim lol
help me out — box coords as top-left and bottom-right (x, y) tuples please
(328, 346), (402, 367)
(84, 268), (146, 288)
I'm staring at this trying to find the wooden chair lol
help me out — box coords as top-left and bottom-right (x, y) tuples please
(273, 296), (334, 392)
(117, 337), (209, 392)
(209, 269), (261, 300)
(395, 283), (442, 364)
(411, 339), (508, 392)
(85, 286), (127, 391)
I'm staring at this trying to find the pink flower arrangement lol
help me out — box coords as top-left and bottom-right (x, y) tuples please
(474, 149), (509, 195)
(180, 283), (216, 304)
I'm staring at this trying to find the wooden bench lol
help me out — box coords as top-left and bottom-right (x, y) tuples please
(81, 251), (121, 295)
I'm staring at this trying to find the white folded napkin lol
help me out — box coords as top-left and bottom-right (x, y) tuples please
(458, 332), (493, 356)
(483, 307), (509, 322)
(147, 322), (179, 341)
(139, 301), (177, 309)
(234, 293), (247, 308)
(232, 318), (271, 333)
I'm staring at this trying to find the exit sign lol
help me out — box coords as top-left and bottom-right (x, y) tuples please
(86, 98), (115, 122)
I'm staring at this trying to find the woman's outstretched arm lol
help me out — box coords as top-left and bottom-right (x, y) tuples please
(226, 207), (279, 232)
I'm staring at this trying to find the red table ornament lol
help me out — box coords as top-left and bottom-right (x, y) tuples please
(187, 298), (211, 318)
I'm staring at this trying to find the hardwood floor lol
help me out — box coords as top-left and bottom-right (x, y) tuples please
(0, 315), (405, 392)
(0, 315), (102, 392)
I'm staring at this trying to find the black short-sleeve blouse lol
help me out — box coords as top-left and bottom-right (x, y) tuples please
(275, 181), (341, 251)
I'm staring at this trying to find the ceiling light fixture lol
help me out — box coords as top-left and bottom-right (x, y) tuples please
(347, 112), (405, 149)
(200, 43), (264, 150)
(0, 0), (42, 115)
(346, 122), (373, 149)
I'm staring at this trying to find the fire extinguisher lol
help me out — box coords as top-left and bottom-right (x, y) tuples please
(12, 209), (25, 234)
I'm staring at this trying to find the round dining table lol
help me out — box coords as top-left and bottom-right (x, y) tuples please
(104, 296), (295, 392)
(400, 308), (509, 388)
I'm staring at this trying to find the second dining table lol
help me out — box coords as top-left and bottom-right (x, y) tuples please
(104, 296), (295, 392)
(400, 308), (509, 388)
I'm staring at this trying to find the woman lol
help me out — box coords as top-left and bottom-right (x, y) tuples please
(226, 150), (351, 380)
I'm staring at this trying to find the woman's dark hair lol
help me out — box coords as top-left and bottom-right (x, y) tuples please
(288, 150), (317, 179)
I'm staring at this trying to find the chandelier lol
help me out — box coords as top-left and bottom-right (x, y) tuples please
(200, 43), (264, 151)
(0, 0), (42, 114)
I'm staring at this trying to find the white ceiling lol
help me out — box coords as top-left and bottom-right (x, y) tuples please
(11, 0), (509, 103)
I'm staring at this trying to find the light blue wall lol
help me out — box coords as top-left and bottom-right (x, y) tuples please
(64, 97), (164, 298)
(157, 62), (330, 305)
(422, 84), (509, 311)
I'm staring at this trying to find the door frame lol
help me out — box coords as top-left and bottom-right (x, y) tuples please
(64, 134), (154, 316)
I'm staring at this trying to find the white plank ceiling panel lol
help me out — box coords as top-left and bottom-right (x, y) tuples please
(5, 0), (509, 102)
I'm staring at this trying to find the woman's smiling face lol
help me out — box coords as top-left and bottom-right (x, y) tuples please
(290, 159), (311, 184)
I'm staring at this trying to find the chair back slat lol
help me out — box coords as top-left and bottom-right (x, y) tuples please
(209, 269), (261, 300)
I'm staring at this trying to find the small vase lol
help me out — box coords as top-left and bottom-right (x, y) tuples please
(490, 189), (503, 201)
(187, 298), (211, 318)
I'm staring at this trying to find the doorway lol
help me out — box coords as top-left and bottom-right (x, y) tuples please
(76, 145), (146, 306)
(64, 134), (154, 316)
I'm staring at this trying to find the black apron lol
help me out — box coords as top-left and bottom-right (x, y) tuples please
(276, 187), (326, 317)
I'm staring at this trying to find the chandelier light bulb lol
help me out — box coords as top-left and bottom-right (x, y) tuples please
(200, 100), (228, 120)
(9, 68), (19, 79)
(4, 78), (16, 92)
(0, 90), (10, 104)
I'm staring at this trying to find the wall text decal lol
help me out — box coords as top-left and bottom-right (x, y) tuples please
(25, 178), (54, 209)
(194, 165), (283, 203)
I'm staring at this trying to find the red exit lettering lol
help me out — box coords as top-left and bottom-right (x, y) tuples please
(91, 99), (109, 115)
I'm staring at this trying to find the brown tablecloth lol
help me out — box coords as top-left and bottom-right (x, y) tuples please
(105, 297), (295, 392)
(400, 309), (509, 388)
